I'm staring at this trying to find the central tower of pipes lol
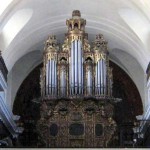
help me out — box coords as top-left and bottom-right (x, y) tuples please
(66, 10), (86, 96)
(40, 10), (113, 100)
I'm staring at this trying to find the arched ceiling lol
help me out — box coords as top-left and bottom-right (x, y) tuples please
(0, 0), (150, 111)
(0, 0), (150, 72)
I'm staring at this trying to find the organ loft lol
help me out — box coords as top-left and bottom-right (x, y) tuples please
(36, 10), (119, 148)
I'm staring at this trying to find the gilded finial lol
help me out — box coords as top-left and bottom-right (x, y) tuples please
(92, 34), (108, 52)
(72, 10), (81, 17)
(66, 10), (86, 34)
(44, 35), (59, 52)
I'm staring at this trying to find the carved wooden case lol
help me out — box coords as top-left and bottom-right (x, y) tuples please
(37, 99), (116, 148)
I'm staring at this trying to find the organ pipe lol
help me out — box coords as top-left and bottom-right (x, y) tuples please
(86, 65), (92, 95)
(60, 65), (66, 96)
(103, 60), (106, 95)
(46, 63), (48, 95)
(100, 60), (103, 94)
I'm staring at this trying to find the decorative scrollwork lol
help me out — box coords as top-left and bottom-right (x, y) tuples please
(37, 99), (117, 148)
(37, 10), (118, 148)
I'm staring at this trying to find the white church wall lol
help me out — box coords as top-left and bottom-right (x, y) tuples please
(6, 50), (42, 110)
(110, 49), (146, 111)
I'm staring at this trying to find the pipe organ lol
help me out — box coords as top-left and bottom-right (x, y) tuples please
(37, 10), (117, 148)
(40, 11), (113, 99)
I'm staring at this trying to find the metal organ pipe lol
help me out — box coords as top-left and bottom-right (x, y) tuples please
(78, 41), (83, 94)
(95, 62), (97, 95)
(103, 60), (106, 95)
(70, 41), (74, 95)
(49, 60), (51, 95)
(100, 60), (103, 95)
(60, 65), (66, 96)
(95, 61), (99, 95)
(97, 61), (100, 95)
(54, 60), (57, 96)
(81, 55), (83, 94)
(46, 62), (48, 95)
(78, 41), (81, 94)
(110, 79), (112, 96)
(102, 59), (106, 95)
(97, 61), (99, 95)
(87, 67), (92, 95)
(75, 40), (77, 94)
(52, 60), (54, 95)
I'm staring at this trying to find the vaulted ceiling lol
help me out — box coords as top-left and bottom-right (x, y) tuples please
(0, 0), (149, 110)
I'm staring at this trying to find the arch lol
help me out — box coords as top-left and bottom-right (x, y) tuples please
(60, 57), (67, 61)
(6, 50), (42, 109)
(80, 23), (84, 30)
(0, 0), (13, 16)
(85, 57), (93, 62)
(69, 24), (72, 30)
(119, 8), (150, 53)
(0, 9), (33, 51)
(74, 23), (78, 29)
(2, 16), (148, 72)
(110, 48), (147, 110)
